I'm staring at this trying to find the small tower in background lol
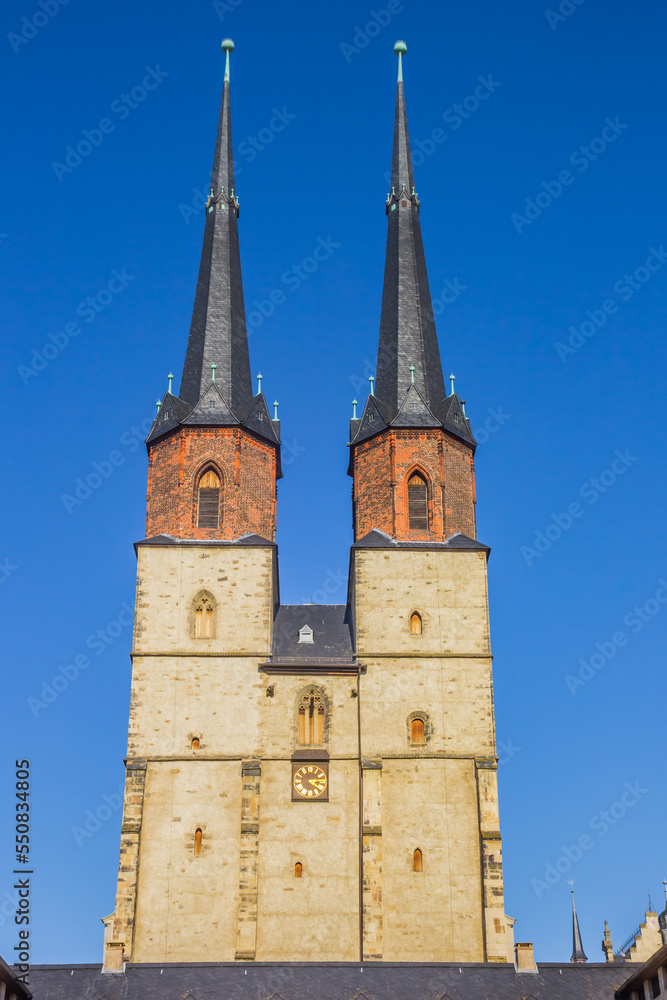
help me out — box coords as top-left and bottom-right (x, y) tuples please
(570, 887), (588, 964)
(602, 919), (615, 962)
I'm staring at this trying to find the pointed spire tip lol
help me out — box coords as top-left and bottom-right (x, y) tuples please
(221, 38), (234, 82)
(394, 40), (406, 82)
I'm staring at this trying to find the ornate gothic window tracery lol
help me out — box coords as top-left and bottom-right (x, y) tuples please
(194, 594), (214, 638)
(297, 689), (325, 745)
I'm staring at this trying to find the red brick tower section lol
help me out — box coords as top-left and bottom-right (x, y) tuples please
(146, 426), (278, 541)
(351, 428), (475, 542)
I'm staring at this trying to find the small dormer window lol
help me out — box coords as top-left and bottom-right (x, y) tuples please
(411, 403), (419, 412)
(368, 413), (375, 423)
(209, 399), (215, 409)
(298, 625), (314, 643)
(257, 411), (263, 421)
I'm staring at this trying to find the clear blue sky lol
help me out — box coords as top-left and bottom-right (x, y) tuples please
(1, 0), (666, 966)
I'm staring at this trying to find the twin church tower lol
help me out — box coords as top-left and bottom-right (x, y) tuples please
(102, 39), (513, 969)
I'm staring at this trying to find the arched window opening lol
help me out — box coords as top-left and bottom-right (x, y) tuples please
(294, 862), (303, 878)
(297, 689), (325, 745)
(411, 718), (425, 744)
(191, 737), (200, 750)
(194, 828), (203, 857)
(197, 469), (221, 529)
(410, 612), (422, 635)
(413, 848), (423, 872)
(408, 473), (428, 530)
(194, 594), (214, 638)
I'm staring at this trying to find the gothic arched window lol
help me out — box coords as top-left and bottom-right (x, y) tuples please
(194, 828), (203, 856)
(297, 689), (326, 745)
(410, 611), (422, 635)
(295, 862), (303, 878)
(408, 473), (428, 530)
(413, 848), (423, 872)
(194, 593), (215, 638)
(197, 468), (221, 529)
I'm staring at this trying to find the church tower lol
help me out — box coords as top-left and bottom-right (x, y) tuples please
(346, 41), (511, 963)
(103, 40), (512, 971)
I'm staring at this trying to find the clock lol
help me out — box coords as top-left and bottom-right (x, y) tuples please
(292, 762), (329, 801)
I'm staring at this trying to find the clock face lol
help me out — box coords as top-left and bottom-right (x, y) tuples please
(292, 764), (328, 800)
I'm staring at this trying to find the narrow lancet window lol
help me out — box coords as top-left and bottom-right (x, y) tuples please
(408, 473), (428, 529)
(191, 737), (200, 750)
(295, 862), (303, 878)
(413, 848), (423, 872)
(194, 828), (203, 856)
(410, 612), (422, 635)
(197, 469), (221, 529)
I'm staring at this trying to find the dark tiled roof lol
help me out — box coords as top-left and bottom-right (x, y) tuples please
(134, 533), (276, 552)
(271, 605), (354, 663)
(353, 530), (490, 554)
(0, 954), (31, 998)
(145, 388), (281, 456)
(25, 960), (634, 1000)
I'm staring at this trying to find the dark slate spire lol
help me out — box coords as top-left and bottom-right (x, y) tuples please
(570, 889), (588, 963)
(146, 41), (280, 461)
(375, 41), (447, 414)
(179, 38), (253, 410)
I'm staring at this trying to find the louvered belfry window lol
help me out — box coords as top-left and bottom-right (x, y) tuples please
(408, 473), (428, 530)
(197, 469), (221, 529)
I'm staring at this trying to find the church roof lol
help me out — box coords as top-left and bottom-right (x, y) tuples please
(25, 960), (635, 1000)
(145, 41), (280, 460)
(349, 43), (474, 452)
(353, 529), (490, 554)
(270, 605), (355, 664)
